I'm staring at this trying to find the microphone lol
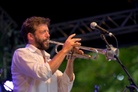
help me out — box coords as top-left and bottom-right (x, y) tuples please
(90, 22), (113, 37)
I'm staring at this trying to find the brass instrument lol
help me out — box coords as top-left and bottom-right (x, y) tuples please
(49, 40), (119, 61)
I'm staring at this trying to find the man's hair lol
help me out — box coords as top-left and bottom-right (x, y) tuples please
(20, 16), (50, 43)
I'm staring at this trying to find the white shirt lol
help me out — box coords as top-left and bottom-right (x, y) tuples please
(11, 44), (75, 92)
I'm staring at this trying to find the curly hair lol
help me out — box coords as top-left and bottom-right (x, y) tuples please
(20, 16), (50, 43)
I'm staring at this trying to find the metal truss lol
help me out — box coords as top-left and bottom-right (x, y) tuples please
(0, 7), (17, 44)
(48, 8), (138, 57)
(50, 8), (138, 41)
(0, 7), (17, 80)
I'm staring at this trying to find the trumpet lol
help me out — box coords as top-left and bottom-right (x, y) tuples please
(49, 40), (119, 61)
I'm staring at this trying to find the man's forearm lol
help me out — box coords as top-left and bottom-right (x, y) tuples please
(48, 50), (67, 74)
(65, 58), (75, 81)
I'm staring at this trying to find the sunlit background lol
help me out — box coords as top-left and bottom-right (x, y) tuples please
(0, 0), (138, 92)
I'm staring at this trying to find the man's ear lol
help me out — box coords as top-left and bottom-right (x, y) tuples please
(27, 33), (34, 41)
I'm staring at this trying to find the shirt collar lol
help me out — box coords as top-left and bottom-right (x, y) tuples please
(25, 44), (50, 57)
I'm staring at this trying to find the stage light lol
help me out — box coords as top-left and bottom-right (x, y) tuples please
(3, 80), (13, 91)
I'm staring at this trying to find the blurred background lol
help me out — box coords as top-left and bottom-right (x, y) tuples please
(0, 0), (138, 91)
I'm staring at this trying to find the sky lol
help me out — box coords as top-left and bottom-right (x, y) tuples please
(0, 0), (136, 30)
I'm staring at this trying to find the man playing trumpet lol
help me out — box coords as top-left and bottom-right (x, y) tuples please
(11, 16), (84, 92)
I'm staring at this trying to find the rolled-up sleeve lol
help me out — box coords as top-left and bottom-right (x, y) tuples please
(56, 70), (75, 92)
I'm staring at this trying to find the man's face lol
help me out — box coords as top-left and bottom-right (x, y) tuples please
(33, 24), (50, 50)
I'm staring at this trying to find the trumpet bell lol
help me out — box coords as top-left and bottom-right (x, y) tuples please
(105, 45), (119, 61)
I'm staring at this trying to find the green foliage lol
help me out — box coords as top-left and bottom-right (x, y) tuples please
(59, 45), (138, 92)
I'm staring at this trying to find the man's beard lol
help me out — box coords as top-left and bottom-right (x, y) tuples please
(34, 37), (50, 50)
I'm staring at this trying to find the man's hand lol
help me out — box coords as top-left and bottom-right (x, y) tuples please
(62, 33), (82, 54)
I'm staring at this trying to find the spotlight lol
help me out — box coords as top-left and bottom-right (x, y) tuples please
(3, 80), (13, 91)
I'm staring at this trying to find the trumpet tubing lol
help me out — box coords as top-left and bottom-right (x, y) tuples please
(49, 40), (103, 53)
(49, 40), (119, 60)
(49, 40), (64, 46)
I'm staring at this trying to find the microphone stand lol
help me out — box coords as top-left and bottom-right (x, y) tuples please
(100, 34), (138, 92)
